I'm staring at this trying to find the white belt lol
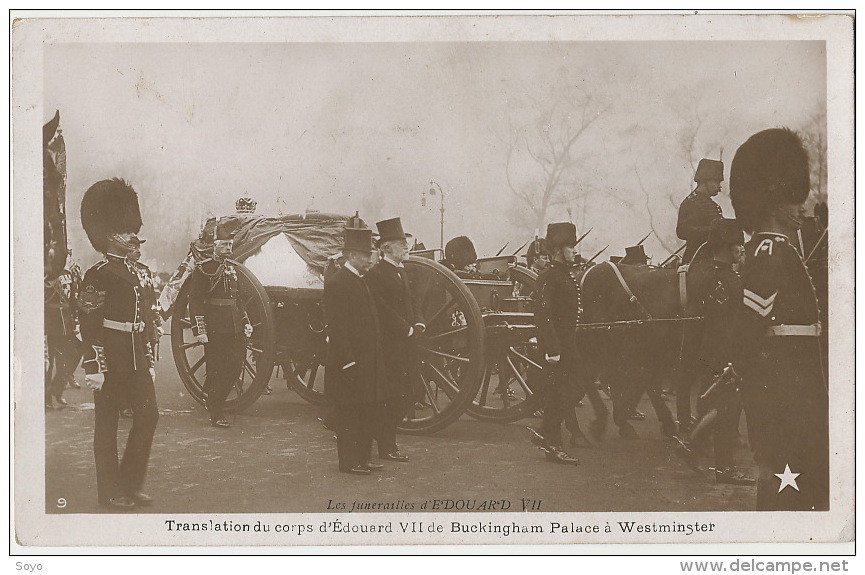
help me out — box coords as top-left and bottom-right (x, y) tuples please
(103, 319), (145, 333)
(766, 324), (821, 337)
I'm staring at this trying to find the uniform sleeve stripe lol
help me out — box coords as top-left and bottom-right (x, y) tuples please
(743, 289), (777, 308)
(743, 297), (773, 317)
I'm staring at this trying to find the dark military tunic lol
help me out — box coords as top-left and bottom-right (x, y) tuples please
(677, 191), (723, 264)
(45, 269), (83, 402)
(737, 232), (828, 511)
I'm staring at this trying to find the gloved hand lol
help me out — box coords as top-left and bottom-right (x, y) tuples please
(545, 354), (561, 364)
(244, 324), (253, 338)
(149, 367), (157, 383)
(85, 373), (105, 391)
(194, 333), (209, 344)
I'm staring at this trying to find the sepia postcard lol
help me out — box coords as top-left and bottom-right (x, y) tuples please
(10, 11), (855, 554)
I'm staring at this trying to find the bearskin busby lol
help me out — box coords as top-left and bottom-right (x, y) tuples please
(694, 158), (724, 183)
(730, 128), (811, 231)
(445, 236), (477, 269)
(707, 218), (744, 249)
(80, 178), (142, 254)
(545, 222), (577, 248)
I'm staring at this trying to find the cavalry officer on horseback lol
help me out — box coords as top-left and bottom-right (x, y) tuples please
(528, 222), (590, 465)
(674, 218), (755, 486)
(677, 158), (724, 264)
(188, 218), (253, 429)
(78, 178), (160, 511)
(730, 128), (828, 511)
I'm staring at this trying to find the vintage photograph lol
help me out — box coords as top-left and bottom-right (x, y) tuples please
(12, 12), (855, 549)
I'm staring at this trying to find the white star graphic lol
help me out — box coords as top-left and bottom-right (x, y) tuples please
(775, 464), (801, 493)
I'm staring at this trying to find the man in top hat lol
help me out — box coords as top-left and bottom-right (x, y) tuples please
(619, 245), (650, 266)
(188, 218), (253, 428)
(677, 159), (725, 264)
(527, 222), (591, 465)
(323, 227), (387, 475)
(729, 128), (828, 511)
(366, 217), (426, 463)
(674, 218), (755, 485)
(78, 178), (160, 510)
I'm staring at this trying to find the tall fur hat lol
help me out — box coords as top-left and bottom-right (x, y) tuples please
(80, 178), (142, 253)
(545, 222), (577, 248)
(730, 128), (811, 231)
(445, 236), (477, 268)
(707, 218), (744, 248)
(694, 159), (724, 182)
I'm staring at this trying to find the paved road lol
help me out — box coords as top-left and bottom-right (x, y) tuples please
(45, 350), (757, 515)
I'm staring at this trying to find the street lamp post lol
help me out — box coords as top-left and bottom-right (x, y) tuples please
(428, 180), (445, 250)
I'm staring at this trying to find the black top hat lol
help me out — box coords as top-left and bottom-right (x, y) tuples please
(730, 128), (811, 231)
(620, 245), (649, 265)
(43, 110), (60, 145)
(343, 227), (376, 253)
(80, 178), (143, 254)
(545, 222), (577, 248)
(376, 217), (411, 242)
(707, 218), (744, 248)
(694, 159), (724, 182)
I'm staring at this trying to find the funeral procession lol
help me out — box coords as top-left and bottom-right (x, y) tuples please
(37, 40), (833, 516)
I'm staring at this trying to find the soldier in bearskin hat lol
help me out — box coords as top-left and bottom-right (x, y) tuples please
(188, 218), (253, 428)
(365, 217), (425, 463)
(677, 158), (725, 264)
(674, 218), (755, 485)
(323, 227), (387, 475)
(730, 128), (828, 511)
(442, 236), (478, 276)
(78, 178), (159, 510)
(526, 222), (591, 465)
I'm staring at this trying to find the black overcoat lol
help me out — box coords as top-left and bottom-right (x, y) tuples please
(323, 267), (386, 406)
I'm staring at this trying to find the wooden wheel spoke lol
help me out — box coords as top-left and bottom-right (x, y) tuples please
(426, 294), (455, 327)
(425, 325), (467, 342)
(306, 364), (320, 389)
(423, 360), (460, 398)
(189, 355), (206, 376)
(506, 355), (533, 396)
(476, 370), (492, 407)
(178, 317), (193, 328)
(180, 340), (204, 350)
(422, 348), (470, 363)
(243, 360), (256, 379)
(418, 372), (441, 414)
(509, 347), (543, 371)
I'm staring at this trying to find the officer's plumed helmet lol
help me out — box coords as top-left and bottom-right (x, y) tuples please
(527, 238), (548, 259)
(445, 236), (478, 269)
(729, 128), (810, 231)
(545, 222), (577, 248)
(80, 178), (142, 254)
(707, 218), (744, 249)
(694, 159), (724, 183)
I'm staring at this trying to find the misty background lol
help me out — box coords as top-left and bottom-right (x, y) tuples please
(44, 41), (827, 273)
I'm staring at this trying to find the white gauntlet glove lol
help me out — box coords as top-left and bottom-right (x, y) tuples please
(85, 373), (105, 391)
(545, 354), (561, 364)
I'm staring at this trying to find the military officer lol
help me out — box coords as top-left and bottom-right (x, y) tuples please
(366, 217), (425, 463)
(323, 227), (387, 475)
(188, 218), (253, 428)
(527, 222), (588, 465)
(677, 158), (725, 264)
(730, 128), (828, 511)
(674, 218), (755, 485)
(78, 178), (159, 511)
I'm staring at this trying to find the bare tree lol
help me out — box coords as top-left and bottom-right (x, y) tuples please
(797, 107), (827, 204)
(504, 87), (611, 235)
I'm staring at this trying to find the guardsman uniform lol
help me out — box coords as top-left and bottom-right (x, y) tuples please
(366, 217), (424, 462)
(323, 227), (387, 474)
(677, 159), (724, 264)
(188, 219), (251, 427)
(78, 178), (159, 510)
(131, 258), (164, 362)
(44, 268), (83, 406)
(529, 222), (585, 464)
(730, 128), (828, 511)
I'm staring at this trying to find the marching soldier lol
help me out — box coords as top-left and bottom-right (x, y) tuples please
(730, 128), (828, 511)
(674, 218), (755, 485)
(323, 227), (387, 475)
(366, 217), (425, 463)
(44, 262), (83, 407)
(677, 158), (724, 264)
(528, 222), (588, 465)
(188, 218), (253, 428)
(78, 178), (159, 511)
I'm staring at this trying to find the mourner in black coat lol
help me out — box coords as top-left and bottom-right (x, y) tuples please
(677, 159), (724, 264)
(78, 178), (159, 511)
(366, 218), (425, 462)
(323, 228), (387, 475)
(730, 128), (828, 511)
